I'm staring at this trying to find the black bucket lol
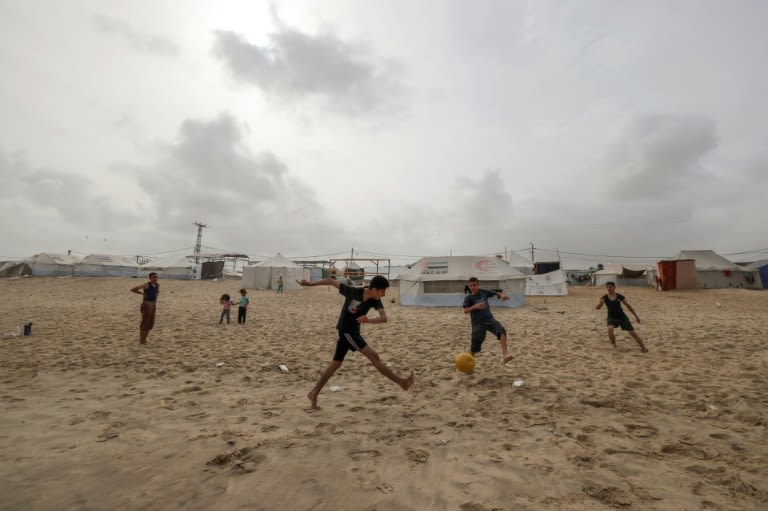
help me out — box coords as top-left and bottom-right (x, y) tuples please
(23, 323), (32, 336)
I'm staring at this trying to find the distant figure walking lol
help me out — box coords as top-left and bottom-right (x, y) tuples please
(131, 272), (159, 345)
(596, 282), (649, 353)
(276, 275), (284, 293)
(237, 289), (249, 324)
(297, 275), (415, 410)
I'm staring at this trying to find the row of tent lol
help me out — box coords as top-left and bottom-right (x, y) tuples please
(589, 250), (766, 291)
(0, 253), (146, 278)
(0, 252), (308, 288)
(4, 250), (766, 298)
(397, 250), (767, 308)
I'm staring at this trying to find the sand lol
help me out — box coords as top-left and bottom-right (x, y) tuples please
(0, 277), (766, 511)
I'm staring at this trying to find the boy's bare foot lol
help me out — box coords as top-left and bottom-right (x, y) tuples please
(641, 347), (649, 353)
(400, 372), (415, 391)
(502, 355), (514, 365)
(307, 391), (320, 410)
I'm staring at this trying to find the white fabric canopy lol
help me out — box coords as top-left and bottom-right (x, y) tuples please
(399, 256), (526, 307)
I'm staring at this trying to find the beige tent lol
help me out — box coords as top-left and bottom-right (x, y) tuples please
(241, 253), (309, 290)
(670, 250), (760, 289)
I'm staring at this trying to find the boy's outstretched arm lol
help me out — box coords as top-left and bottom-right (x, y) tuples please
(595, 297), (605, 310)
(297, 278), (340, 289)
(624, 301), (640, 323)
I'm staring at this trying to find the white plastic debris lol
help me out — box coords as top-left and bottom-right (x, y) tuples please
(513, 380), (525, 387)
(330, 386), (341, 392)
(278, 364), (289, 373)
(216, 362), (225, 367)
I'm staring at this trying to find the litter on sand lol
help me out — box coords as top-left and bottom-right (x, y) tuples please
(513, 380), (525, 387)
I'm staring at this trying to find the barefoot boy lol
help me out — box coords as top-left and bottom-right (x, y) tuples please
(462, 277), (515, 365)
(595, 281), (649, 353)
(297, 275), (415, 410)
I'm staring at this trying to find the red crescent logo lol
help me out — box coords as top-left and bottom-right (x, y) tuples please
(475, 259), (492, 272)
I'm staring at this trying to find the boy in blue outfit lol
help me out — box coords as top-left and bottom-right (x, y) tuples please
(298, 275), (415, 410)
(463, 277), (514, 365)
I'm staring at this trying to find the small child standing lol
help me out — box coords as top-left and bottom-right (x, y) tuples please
(219, 293), (234, 324)
(237, 288), (249, 324)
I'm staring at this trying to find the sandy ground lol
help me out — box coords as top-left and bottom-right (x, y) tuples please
(0, 277), (766, 511)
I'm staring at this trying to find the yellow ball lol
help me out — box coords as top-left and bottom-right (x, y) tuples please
(455, 352), (476, 374)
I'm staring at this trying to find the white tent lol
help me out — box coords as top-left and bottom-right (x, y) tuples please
(526, 270), (568, 296)
(23, 253), (77, 276)
(672, 250), (761, 289)
(592, 263), (654, 287)
(241, 253), (309, 290)
(141, 256), (201, 280)
(399, 256), (526, 307)
(506, 253), (535, 274)
(75, 254), (139, 277)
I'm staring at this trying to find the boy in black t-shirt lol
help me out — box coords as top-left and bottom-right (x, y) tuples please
(297, 275), (415, 410)
(595, 282), (649, 353)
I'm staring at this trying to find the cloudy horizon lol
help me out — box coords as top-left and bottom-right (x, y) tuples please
(1, 1), (766, 268)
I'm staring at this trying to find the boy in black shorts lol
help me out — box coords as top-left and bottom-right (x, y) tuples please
(298, 275), (415, 410)
(595, 281), (649, 353)
(462, 277), (514, 365)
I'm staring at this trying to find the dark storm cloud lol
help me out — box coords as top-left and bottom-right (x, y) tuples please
(599, 115), (718, 199)
(136, 114), (338, 250)
(93, 15), (180, 56)
(212, 23), (404, 115)
(0, 149), (136, 229)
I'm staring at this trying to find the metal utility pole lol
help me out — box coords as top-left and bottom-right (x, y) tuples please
(193, 221), (207, 263)
(530, 242), (535, 264)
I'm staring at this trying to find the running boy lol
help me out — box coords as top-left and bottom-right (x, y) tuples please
(595, 282), (649, 353)
(297, 275), (415, 410)
(463, 277), (514, 364)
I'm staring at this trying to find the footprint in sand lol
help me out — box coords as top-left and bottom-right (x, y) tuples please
(624, 423), (658, 437)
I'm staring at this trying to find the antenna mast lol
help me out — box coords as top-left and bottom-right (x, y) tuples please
(193, 221), (207, 263)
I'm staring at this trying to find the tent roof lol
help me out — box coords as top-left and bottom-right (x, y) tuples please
(255, 253), (298, 268)
(399, 256), (526, 281)
(143, 255), (196, 270)
(670, 250), (740, 271)
(25, 252), (78, 265)
(739, 259), (768, 269)
(506, 252), (535, 269)
(80, 254), (139, 267)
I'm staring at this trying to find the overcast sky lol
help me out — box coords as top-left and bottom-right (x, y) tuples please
(1, 1), (766, 268)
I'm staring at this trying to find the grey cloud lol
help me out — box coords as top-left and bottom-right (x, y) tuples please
(0, 149), (138, 230)
(598, 115), (718, 199)
(212, 25), (405, 115)
(93, 15), (180, 56)
(136, 114), (339, 250)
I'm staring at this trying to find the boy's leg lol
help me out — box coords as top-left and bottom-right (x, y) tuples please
(360, 346), (415, 391)
(470, 325), (486, 356)
(629, 330), (649, 353)
(607, 326), (617, 348)
(498, 332), (514, 364)
(308, 360), (343, 409)
(219, 310), (225, 324)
